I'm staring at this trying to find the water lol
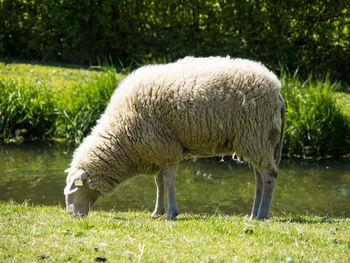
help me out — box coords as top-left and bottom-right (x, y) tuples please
(1, 143), (350, 217)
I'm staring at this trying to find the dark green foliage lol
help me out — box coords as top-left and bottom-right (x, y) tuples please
(1, 0), (349, 83)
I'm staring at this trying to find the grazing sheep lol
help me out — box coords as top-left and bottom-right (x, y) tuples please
(64, 56), (285, 220)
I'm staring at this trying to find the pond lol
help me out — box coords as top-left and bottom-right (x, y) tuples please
(1, 143), (350, 217)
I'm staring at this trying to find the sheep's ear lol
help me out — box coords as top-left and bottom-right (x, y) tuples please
(64, 169), (88, 195)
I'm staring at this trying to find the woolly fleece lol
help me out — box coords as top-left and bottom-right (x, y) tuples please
(68, 56), (283, 195)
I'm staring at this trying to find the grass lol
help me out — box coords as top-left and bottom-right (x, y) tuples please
(0, 62), (124, 144)
(0, 62), (104, 89)
(335, 92), (350, 119)
(0, 61), (349, 157)
(280, 73), (350, 157)
(1, 201), (350, 262)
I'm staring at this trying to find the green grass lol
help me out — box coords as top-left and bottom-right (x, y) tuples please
(1, 62), (349, 157)
(335, 92), (350, 119)
(281, 73), (350, 157)
(0, 62), (105, 89)
(0, 62), (124, 143)
(1, 201), (350, 262)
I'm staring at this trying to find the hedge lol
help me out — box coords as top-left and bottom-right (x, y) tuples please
(1, 0), (349, 83)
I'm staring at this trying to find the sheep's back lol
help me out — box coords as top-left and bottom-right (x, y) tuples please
(108, 57), (282, 169)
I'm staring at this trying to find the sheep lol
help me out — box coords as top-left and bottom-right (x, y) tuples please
(64, 56), (286, 220)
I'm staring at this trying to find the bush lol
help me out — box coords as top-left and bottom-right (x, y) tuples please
(1, 0), (349, 83)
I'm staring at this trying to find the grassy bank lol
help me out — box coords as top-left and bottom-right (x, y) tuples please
(280, 73), (350, 157)
(0, 62), (122, 144)
(1, 201), (349, 262)
(1, 62), (349, 157)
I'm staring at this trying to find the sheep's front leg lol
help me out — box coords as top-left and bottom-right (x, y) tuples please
(250, 168), (263, 219)
(163, 165), (178, 220)
(151, 171), (165, 218)
(257, 168), (277, 220)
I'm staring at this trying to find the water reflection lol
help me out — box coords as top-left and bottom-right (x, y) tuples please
(1, 143), (349, 217)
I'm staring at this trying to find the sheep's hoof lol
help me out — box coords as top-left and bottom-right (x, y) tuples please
(249, 214), (257, 220)
(256, 216), (272, 221)
(151, 213), (163, 219)
(165, 211), (178, 221)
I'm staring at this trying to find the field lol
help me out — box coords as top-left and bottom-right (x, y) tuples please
(1, 201), (350, 262)
(1, 62), (350, 262)
(1, 61), (350, 157)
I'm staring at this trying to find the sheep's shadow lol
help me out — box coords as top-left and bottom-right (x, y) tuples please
(171, 214), (212, 222)
(274, 215), (346, 224)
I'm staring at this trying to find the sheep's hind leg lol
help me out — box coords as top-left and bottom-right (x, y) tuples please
(257, 168), (277, 220)
(250, 168), (263, 219)
(163, 165), (178, 220)
(151, 171), (166, 218)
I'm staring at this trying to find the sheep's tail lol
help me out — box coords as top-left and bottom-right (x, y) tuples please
(275, 94), (286, 165)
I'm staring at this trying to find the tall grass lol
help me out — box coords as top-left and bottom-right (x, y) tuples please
(281, 73), (350, 157)
(52, 67), (119, 143)
(0, 65), (120, 143)
(0, 79), (54, 141)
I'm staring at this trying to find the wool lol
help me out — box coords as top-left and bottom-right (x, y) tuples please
(67, 56), (284, 195)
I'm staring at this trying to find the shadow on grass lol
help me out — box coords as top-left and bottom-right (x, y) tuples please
(275, 214), (347, 224)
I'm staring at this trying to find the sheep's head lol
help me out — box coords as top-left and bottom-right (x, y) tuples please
(64, 169), (101, 216)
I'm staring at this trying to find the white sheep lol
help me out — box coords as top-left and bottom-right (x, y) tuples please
(64, 56), (286, 220)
